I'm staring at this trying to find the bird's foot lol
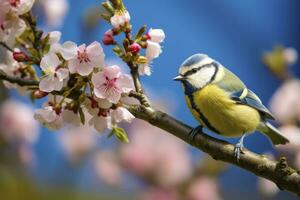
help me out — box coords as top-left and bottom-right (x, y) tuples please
(188, 125), (203, 143)
(234, 134), (246, 162)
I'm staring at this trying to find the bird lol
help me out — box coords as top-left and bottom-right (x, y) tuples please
(173, 54), (289, 160)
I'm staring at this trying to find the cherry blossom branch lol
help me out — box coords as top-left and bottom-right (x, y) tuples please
(127, 105), (300, 195)
(0, 70), (38, 87)
(0, 42), (14, 52)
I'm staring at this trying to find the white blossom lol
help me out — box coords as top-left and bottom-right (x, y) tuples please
(34, 106), (63, 130)
(110, 10), (130, 28)
(111, 107), (135, 124)
(148, 28), (165, 43)
(40, 0), (69, 28)
(68, 41), (105, 76)
(39, 53), (69, 92)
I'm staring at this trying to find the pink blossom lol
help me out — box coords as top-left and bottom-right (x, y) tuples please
(93, 151), (122, 186)
(129, 43), (141, 54)
(257, 177), (279, 197)
(0, 15), (26, 46)
(120, 120), (192, 186)
(59, 127), (97, 164)
(283, 47), (298, 65)
(39, 53), (69, 92)
(269, 79), (300, 124)
(187, 177), (221, 200)
(102, 29), (115, 45)
(67, 41), (105, 76)
(92, 65), (133, 104)
(0, 100), (39, 144)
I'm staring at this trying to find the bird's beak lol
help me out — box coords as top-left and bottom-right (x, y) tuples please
(173, 75), (186, 81)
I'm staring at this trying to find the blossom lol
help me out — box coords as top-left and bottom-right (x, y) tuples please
(0, 100), (39, 144)
(92, 65), (133, 104)
(93, 151), (122, 186)
(145, 41), (162, 61)
(59, 126), (97, 164)
(120, 120), (192, 186)
(40, 0), (69, 28)
(111, 107), (134, 124)
(89, 115), (112, 133)
(68, 41), (105, 76)
(34, 105), (63, 130)
(147, 28), (165, 43)
(1, 0), (35, 16)
(128, 43), (141, 54)
(0, 15), (26, 46)
(0, 50), (28, 94)
(257, 177), (279, 197)
(187, 177), (222, 200)
(283, 47), (298, 65)
(102, 29), (115, 45)
(269, 79), (300, 124)
(139, 29), (165, 76)
(110, 10), (130, 28)
(39, 53), (69, 92)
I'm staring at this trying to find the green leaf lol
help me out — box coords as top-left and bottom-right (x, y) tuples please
(108, 127), (129, 143)
(78, 107), (85, 125)
(135, 25), (146, 40)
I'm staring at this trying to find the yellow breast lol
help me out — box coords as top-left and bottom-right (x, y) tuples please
(185, 84), (261, 137)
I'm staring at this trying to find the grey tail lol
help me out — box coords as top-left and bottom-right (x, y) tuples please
(257, 122), (289, 145)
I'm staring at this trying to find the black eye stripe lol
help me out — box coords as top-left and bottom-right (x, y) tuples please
(183, 63), (213, 77)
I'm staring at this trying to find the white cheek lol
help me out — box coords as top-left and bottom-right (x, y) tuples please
(188, 67), (215, 88)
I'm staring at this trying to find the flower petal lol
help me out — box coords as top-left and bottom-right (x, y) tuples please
(117, 74), (134, 93)
(104, 65), (121, 79)
(60, 41), (77, 60)
(39, 76), (55, 92)
(56, 68), (69, 81)
(76, 62), (94, 76)
(112, 107), (135, 123)
(87, 41), (105, 68)
(40, 53), (61, 73)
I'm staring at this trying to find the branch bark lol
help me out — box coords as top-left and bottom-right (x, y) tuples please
(1, 72), (300, 195)
(128, 105), (300, 195)
(0, 70), (38, 86)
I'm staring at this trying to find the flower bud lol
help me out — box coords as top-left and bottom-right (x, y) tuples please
(128, 43), (141, 54)
(13, 51), (29, 62)
(102, 30), (115, 45)
(32, 90), (48, 99)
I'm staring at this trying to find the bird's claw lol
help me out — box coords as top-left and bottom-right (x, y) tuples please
(234, 142), (244, 161)
(188, 125), (203, 143)
(234, 134), (246, 162)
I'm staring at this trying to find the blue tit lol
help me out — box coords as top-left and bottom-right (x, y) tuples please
(174, 54), (289, 160)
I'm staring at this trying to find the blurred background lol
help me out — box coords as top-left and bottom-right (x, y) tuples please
(1, 0), (300, 199)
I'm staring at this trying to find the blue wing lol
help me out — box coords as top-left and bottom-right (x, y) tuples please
(230, 89), (275, 120)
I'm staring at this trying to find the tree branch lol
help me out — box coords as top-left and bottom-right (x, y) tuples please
(127, 105), (300, 195)
(1, 71), (300, 195)
(0, 70), (38, 86)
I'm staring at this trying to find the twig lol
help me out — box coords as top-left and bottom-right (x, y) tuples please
(127, 105), (300, 195)
(0, 42), (14, 52)
(0, 70), (38, 86)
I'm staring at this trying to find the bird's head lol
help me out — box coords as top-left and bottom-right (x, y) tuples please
(174, 54), (221, 90)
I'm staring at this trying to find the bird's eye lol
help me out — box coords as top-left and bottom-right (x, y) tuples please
(192, 68), (197, 73)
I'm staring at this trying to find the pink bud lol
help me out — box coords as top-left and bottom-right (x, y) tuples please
(129, 43), (141, 54)
(32, 90), (48, 99)
(13, 51), (29, 62)
(102, 30), (115, 45)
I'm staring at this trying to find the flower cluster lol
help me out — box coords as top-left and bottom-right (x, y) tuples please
(0, 0), (166, 141)
(34, 34), (135, 135)
(0, 0), (35, 46)
(101, 2), (165, 76)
